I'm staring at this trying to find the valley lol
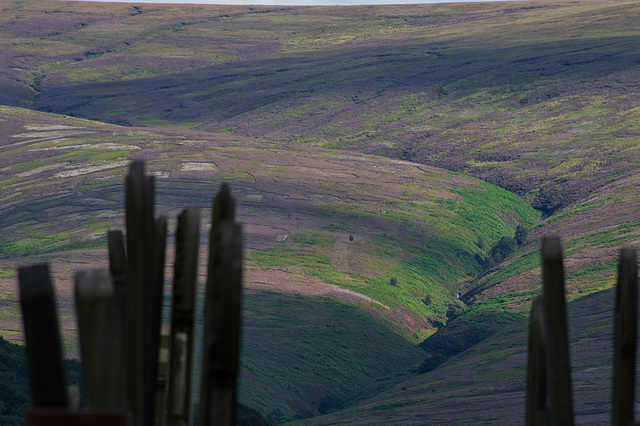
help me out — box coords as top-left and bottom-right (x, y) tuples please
(1, 0), (639, 423)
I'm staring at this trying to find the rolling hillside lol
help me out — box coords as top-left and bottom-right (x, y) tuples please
(0, 105), (535, 420)
(298, 287), (622, 425)
(1, 1), (637, 215)
(1, 0), (640, 422)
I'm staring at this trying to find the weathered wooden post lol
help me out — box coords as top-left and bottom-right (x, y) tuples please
(526, 295), (548, 426)
(156, 323), (171, 426)
(166, 207), (201, 426)
(18, 263), (69, 409)
(108, 229), (127, 327)
(152, 215), (168, 426)
(541, 237), (574, 425)
(198, 184), (244, 426)
(75, 268), (127, 409)
(125, 160), (164, 426)
(612, 247), (638, 426)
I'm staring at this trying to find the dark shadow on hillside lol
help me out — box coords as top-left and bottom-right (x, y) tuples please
(418, 308), (525, 373)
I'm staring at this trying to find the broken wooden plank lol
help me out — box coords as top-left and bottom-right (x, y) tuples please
(124, 160), (158, 426)
(199, 185), (243, 426)
(107, 229), (126, 328)
(167, 207), (201, 426)
(18, 263), (69, 409)
(75, 268), (127, 410)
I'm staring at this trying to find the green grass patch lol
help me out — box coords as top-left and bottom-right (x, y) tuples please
(238, 291), (425, 422)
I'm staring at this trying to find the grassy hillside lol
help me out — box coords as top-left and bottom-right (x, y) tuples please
(0, 105), (535, 419)
(465, 173), (640, 300)
(0, 1), (636, 215)
(239, 291), (425, 422)
(2, 0), (640, 422)
(298, 287), (622, 424)
(0, 105), (538, 343)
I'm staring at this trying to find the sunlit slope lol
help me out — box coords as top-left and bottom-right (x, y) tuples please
(2, 1), (636, 215)
(0, 106), (538, 421)
(0, 105), (538, 342)
(407, 172), (640, 394)
(463, 171), (640, 308)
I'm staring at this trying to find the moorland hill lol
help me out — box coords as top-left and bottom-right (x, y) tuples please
(0, 104), (534, 421)
(1, 0), (640, 423)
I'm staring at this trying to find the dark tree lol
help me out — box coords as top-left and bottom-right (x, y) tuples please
(446, 300), (467, 321)
(515, 224), (530, 246)
(423, 294), (432, 306)
(489, 236), (517, 263)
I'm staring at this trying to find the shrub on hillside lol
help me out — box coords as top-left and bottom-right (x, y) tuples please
(318, 391), (346, 414)
(422, 294), (432, 306)
(514, 224), (530, 246)
(238, 404), (272, 425)
(0, 337), (32, 425)
(418, 353), (446, 374)
(488, 236), (517, 264)
(446, 300), (467, 321)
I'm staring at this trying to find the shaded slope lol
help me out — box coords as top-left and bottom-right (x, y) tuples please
(300, 287), (630, 424)
(0, 337), (83, 426)
(239, 291), (425, 423)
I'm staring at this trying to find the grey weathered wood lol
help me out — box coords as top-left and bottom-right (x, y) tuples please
(75, 268), (127, 410)
(199, 185), (243, 426)
(18, 263), (69, 408)
(125, 160), (157, 426)
(526, 295), (549, 426)
(612, 247), (638, 426)
(156, 323), (171, 426)
(167, 207), (201, 426)
(168, 332), (189, 420)
(107, 230), (127, 320)
(151, 215), (168, 426)
(541, 237), (574, 426)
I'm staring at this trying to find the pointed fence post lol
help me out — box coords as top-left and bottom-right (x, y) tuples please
(612, 247), (638, 426)
(526, 295), (548, 426)
(167, 207), (201, 426)
(75, 268), (127, 410)
(125, 160), (160, 426)
(18, 263), (69, 409)
(541, 237), (574, 426)
(199, 185), (243, 426)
